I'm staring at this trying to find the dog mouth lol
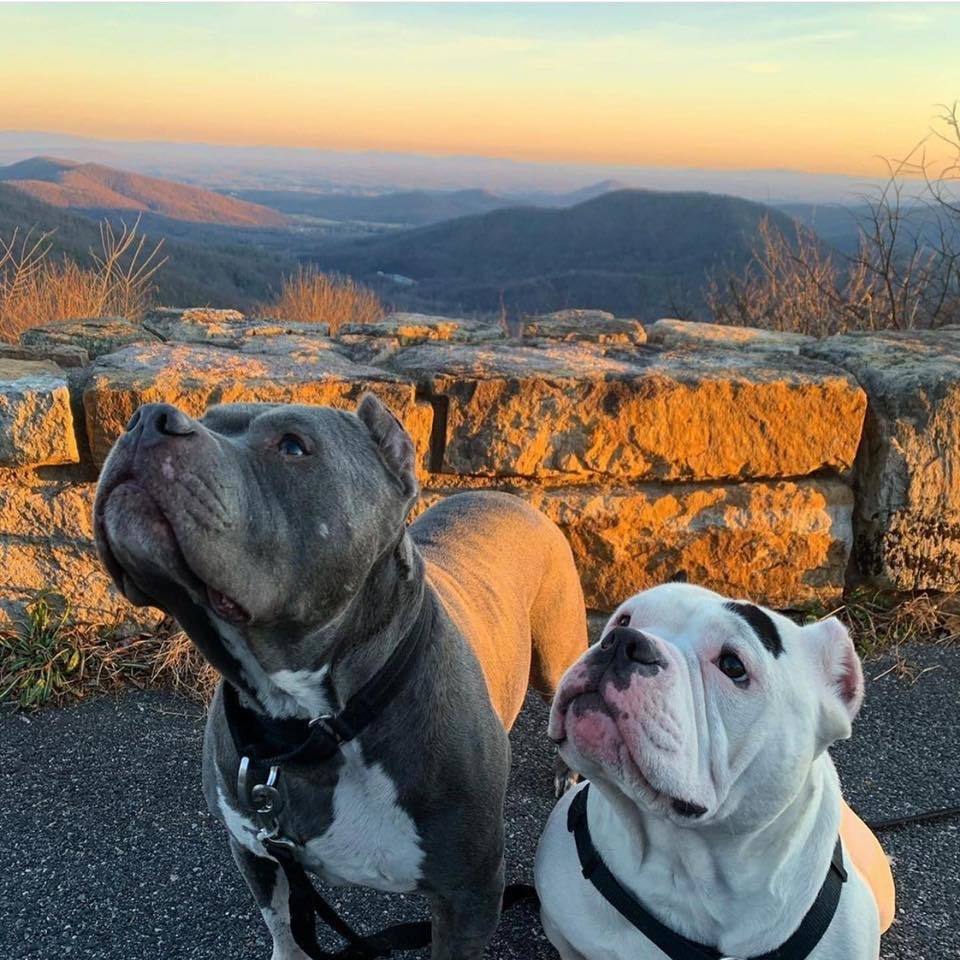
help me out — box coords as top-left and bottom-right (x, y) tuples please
(96, 475), (251, 625)
(206, 585), (250, 624)
(554, 686), (707, 820)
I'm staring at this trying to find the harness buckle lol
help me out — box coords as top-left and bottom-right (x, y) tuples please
(251, 765), (284, 817)
(237, 755), (251, 805)
(309, 713), (350, 745)
(238, 759), (294, 847)
(257, 825), (298, 852)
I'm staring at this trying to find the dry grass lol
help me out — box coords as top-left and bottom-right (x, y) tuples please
(263, 265), (384, 335)
(799, 589), (960, 682)
(0, 594), (214, 710)
(3, 588), (957, 711)
(0, 217), (166, 343)
(838, 589), (960, 653)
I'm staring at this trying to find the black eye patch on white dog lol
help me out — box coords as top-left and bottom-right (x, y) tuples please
(723, 602), (784, 658)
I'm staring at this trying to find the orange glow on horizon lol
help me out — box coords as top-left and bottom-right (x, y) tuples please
(0, 3), (955, 178)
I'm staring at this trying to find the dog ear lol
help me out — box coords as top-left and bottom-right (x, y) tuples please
(804, 616), (864, 744)
(357, 393), (419, 504)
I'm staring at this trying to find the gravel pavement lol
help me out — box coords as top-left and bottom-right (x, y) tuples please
(2, 642), (957, 960)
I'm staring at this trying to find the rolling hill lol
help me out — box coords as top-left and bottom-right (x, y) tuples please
(306, 189), (806, 319)
(231, 180), (632, 227)
(0, 183), (294, 309)
(0, 157), (288, 228)
(230, 187), (510, 226)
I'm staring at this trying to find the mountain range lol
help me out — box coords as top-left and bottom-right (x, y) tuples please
(229, 180), (631, 227)
(308, 189), (804, 319)
(0, 181), (294, 307)
(0, 157), (286, 228)
(0, 153), (838, 321)
(0, 131), (884, 203)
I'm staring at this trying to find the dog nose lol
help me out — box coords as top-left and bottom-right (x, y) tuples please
(131, 403), (197, 446)
(600, 626), (666, 674)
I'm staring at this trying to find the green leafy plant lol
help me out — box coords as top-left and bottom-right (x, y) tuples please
(0, 593), (84, 708)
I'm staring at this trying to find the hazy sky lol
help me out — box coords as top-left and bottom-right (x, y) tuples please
(0, 2), (955, 175)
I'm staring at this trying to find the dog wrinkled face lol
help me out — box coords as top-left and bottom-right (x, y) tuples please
(550, 583), (864, 830)
(93, 396), (417, 670)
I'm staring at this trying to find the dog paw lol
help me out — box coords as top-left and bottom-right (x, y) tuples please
(553, 755), (580, 799)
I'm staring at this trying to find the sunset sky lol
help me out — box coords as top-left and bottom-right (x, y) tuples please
(0, 2), (955, 176)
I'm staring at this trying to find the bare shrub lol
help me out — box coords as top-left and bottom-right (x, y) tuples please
(706, 219), (853, 337)
(707, 105), (960, 335)
(0, 216), (166, 342)
(264, 265), (384, 335)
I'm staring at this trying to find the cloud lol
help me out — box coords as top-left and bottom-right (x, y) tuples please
(881, 10), (932, 27)
(779, 29), (858, 46)
(742, 60), (781, 75)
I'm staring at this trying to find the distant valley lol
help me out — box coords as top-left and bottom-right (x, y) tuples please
(0, 153), (854, 320)
(228, 179), (631, 228)
(305, 190), (806, 319)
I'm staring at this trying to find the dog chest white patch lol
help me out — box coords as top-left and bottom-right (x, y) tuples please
(268, 667), (333, 717)
(304, 742), (424, 893)
(216, 622), (311, 718)
(215, 753), (424, 895)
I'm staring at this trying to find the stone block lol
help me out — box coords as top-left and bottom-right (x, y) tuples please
(387, 341), (865, 482)
(81, 343), (431, 471)
(803, 328), (960, 590)
(0, 362), (79, 467)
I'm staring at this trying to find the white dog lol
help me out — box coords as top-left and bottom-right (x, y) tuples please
(535, 583), (881, 960)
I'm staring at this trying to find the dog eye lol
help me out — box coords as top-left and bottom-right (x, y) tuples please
(716, 650), (748, 685)
(277, 434), (308, 457)
(616, 613), (631, 626)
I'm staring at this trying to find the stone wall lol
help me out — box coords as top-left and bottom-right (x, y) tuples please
(2, 308), (957, 629)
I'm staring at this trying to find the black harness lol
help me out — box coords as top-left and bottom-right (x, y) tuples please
(222, 594), (536, 959)
(567, 784), (848, 960)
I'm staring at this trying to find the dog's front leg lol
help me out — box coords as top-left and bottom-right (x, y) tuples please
(229, 840), (312, 960)
(429, 861), (505, 960)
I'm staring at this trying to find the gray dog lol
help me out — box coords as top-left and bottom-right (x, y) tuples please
(93, 395), (587, 959)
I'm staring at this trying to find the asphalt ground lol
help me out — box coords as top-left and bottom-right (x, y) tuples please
(2, 641), (957, 960)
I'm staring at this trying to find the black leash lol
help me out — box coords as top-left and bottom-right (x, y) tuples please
(223, 595), (538, 959)
(567, 783), (847, 960)
(272, 842), (438, 960)
(866, 805), (960, 832)
(272, 842), (537, 960)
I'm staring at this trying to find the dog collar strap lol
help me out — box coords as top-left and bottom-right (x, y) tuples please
(223, 591), (436, 768)
(567, 784), (847, 960)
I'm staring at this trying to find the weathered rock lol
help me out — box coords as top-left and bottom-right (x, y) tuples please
(0, 340), (90, 368)
(236, 335), (343, 358)
(0, 362), (79, 467)
(144, 307), (330, 345)
(418, 479), (852, 609)
(647, 319), (815, 354)
(81, 342), (432, 472)
(0, 472), (160, 628)
(335, 334), (404, 366)
(339, 313), (502, 344)
(803, 329), (960, 590)
(387, 342), (865, 482)
(522, 310), (647, 345)
(20, 317), (158, 359)
(0, 358), (60, 378)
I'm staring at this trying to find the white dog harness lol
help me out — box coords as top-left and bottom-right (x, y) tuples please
(567, 784), (848, 960)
